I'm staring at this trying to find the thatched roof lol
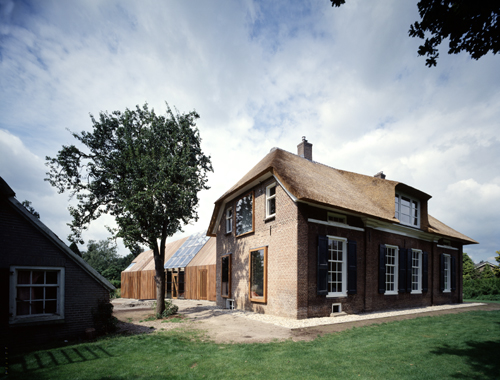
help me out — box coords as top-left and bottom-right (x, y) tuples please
(208, 148), (477, 244)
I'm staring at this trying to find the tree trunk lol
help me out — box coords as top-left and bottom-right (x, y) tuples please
(153, 222), (169, 316)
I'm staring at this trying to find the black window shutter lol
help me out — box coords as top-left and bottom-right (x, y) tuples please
(451, 256), (457, 292)
(347, 240), (357, 295)
(439, 253), (445, 292)
(398, 248), (407, 293)
(379, 244), (386, 294)
(317, 235), (328, 296)
(422, 251), (429, 292)
(406, 249), (412, 293)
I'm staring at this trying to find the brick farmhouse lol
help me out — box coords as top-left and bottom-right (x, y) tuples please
(0, 177), (114, 351)
(207, 139), (477, 319)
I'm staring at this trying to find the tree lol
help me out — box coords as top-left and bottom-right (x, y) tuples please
(21, 200), (40, 219)
(46, 103), (212, 315)
(69, 242), (82, 257)
(495, 250), (500, 277)
(480, 263), (495, 279)
(463, 252), (479, 280)
(82, 239), (119, 275)
(330, 0), (500, 67)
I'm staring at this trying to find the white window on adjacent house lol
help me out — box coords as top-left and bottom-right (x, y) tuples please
(226, 207), (233, 234)
(9, 266), (65, 324)
(327, 236), (347, 297)
(327, 212), (347, 225)
(385, 245), (399, 294)
(443, 254), (451, 292)
(395, 193), (420, 228)
(265, 183), (276, 218)
(411, 249), (422, 294)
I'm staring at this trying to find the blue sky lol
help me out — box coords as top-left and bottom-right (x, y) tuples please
(1, 0), (499, 263)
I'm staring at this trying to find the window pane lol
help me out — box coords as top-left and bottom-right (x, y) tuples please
(32, 271), (45, 284)
(250, 249), (264, 298)
(46, 272), (58, 284)
(268, 198), (276, 215)
(17, 287), (30, 301)
(31, 301), (44, 314)
(17, 301), (30, 316)
(401, 197), (411, 207)
(236, 194), (253, 235)
(33, 287), (44, 300)
(17, 270), (31, 284)
(46, 287), (58, 299)
(45, 300), (57, 314)
(268, 186), (275, 196)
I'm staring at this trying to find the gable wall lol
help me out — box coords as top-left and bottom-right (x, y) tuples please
(216, 177), (300, 318)
(0, 198), (110, 352)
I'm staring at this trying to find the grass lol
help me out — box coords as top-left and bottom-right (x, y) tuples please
(2, 310), (499, 380)
(464, 298), (500, 304)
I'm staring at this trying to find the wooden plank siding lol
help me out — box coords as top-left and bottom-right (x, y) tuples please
(185, 265), (216, 301)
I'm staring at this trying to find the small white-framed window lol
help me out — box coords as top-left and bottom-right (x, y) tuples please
(443, 254), (451, 292)
(385, 245), (399, 294)
(327, 236), (347, 297)
(395, 193), (420, 228)
(9, 266), (65, 324)
(411, 249), (422, 294)
(226, 207), (233, 233)
(327, 212), (347, 225)
(265, 183), (276, 218)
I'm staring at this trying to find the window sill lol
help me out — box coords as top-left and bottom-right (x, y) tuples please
(385, 292), (398, 295)
(326, 294), (347, 298)
(9, 315), (65, 326)
(411, 291), (422, 295)
(250, 297), (267, 304)
(236, 230), (254, 238)
(225, 231), (232, 236)
(443, 290), (451, 293)
(264, 215), (275, 222)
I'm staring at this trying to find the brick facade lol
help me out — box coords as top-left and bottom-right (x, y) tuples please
(215, 181), (464, 320)
(0, 196), (111, 352)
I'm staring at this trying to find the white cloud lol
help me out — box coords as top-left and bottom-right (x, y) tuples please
(1, 0), (499, 261)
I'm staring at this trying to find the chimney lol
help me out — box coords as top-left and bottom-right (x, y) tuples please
(297, 136), (312, 161)
(374, 171), (386, 179)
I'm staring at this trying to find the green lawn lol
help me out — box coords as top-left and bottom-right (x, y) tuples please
(2, 310), (499, 380)
(464, 298), (500, 304)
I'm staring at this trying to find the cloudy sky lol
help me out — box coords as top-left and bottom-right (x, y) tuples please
(1, 0), (499, 263)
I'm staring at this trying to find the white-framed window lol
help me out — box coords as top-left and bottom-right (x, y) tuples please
(265, 183), (276, 218)
(395, 193), (420, 228)
(327, 212), (347, 224)
(327, 236), (347, 297)
(443, 254), (451, 292)
(9, 266), (65, 324)
(385, 245), (399, 294)
(411, 249), (422, 293)
(225, 207), (233, 233)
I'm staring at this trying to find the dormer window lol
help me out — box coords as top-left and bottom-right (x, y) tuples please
(395, 193), (420, 228)
(327, 212), (347, 225)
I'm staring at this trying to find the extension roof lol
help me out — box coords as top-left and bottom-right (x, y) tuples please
(164, 231), (210, 269)
(0, 177), (115, 291)
(207, 148), (477, 245)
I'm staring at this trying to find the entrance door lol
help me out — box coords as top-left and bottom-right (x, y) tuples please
(172, 273), (179, 299)
(198, 269), (208, 300)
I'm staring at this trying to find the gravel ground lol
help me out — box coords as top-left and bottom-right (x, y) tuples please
(112, 298), (492, 343)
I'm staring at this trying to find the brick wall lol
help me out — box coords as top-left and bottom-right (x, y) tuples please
(1, 198), (110, 352)
(216, 177), (300, 318)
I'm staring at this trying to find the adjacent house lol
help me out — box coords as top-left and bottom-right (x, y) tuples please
(0, 177), (115, 351)
(121, 232), (216, 301)
(207, 138), (478, 319)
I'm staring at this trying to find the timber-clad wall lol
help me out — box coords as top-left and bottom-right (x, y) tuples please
(185, 265), (216, 301)
(121, 270), (158, 299)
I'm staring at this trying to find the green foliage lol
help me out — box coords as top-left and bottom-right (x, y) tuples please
(153, 299), (179, 319)
(45, 102), (212, 315)
(68, 242), (82, 257)
(463, 277), (500, 300)
(21, 200), (40, 219)
(481, 263), (495, 279)
(331, 0), (500, 67)
(495, 250), (500, 277)
(462, 252), (479, 280)
(91, 299), (118, 334)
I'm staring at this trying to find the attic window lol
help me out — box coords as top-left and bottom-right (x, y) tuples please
(327, 212), (347, 225)
(395, 193), (420, 228)
(266, 183), (276, 218)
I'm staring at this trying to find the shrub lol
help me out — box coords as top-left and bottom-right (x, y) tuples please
(464, 277), (500, 300)
(152, 299), (179, 319)
(91, 299), (118, 334)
